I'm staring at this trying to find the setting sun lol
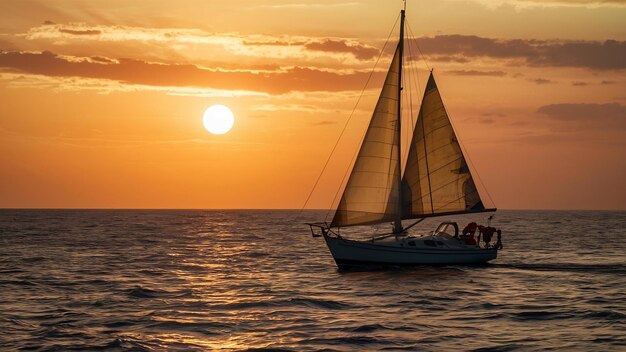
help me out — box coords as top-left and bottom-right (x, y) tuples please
(203, 104), (234, 135)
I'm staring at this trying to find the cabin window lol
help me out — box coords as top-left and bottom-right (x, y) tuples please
(408, 241), (416, 246)
(424, 240), (437, 247)
(436, 241), (444, 246)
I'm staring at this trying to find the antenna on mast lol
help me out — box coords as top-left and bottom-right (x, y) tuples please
(403, 0), (407, 10)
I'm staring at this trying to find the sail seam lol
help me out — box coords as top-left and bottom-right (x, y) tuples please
(432, 188), (481, 212)
(350, 170), (397, 175)
(410, 176), (472, 212)
(365, 127), (398, 132)
(415, 156), (463, 177)
(419, 119), (450, 137)
(422, 141), (460, 157)
(415, 174), (462, 197)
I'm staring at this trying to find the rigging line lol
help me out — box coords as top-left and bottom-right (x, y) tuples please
(401, 26), (422, 169)
(321, 13), (402, 223)
(405, 29), (420, 155)
(406, 22), (430, 71)
(402, 218), (425, 232)
(435, 80), (497, 208)
(407, 27), (423, 105)
(408, 66), (414, 161)
(400, 41), (412, 165)
(406, 22), (427, 71)
(401, 59), (410, 166)
(414, 42), (434, 214)
(400, 29), (423, 172)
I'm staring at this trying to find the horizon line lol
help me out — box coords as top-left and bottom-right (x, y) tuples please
(1, 207), (625, 212)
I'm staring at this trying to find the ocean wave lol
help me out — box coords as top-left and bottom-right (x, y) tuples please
(210, 297), (353, 311)
(126, 286), (194, 299)
(147, 320), (230, 334)
(1, 279), (37, 287)
(241, 348), (296, 352)
(348, 323), (388, 332)
(582, 310), (626, 321)
(299, 335), (382, 346)
(508, 310), (574, 321)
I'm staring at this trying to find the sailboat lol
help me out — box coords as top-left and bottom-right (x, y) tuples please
(308, 4), (500, 269)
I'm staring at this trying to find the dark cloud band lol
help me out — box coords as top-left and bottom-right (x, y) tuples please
(412, 35), (626, 70)
(0, 50), (380, 94)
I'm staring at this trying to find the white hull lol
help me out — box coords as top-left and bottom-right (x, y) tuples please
(323, 233), (497, 269)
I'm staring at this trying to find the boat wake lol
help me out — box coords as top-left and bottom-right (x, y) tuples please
(490, 263), (626, 275)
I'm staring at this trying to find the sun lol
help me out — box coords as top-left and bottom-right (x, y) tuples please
(203, 104), (234, 135)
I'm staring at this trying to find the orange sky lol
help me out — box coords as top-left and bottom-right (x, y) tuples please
(1, 0), (625, 210)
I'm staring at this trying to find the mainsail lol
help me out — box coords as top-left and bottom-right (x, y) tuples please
(401, 73), (486, 219)
(331, 46), (402, 227)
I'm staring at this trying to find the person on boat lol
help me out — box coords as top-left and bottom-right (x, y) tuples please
(462, 222), (478, 237)
(460, 222), (478, 245)
(481, 226), (496, 248)
(494, 229), (503, 249)
(461, 222), (477, 241)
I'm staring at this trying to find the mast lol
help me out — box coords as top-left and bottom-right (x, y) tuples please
(393, 6), (405, 234)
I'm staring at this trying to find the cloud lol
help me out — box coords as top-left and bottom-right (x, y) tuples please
(523, 0), (626, 7)
(601, 80), (617, 85)
(0, 72), (269, 97)
(528, 78), (552, 84)
(446, 70), (506, 76)
(429, 55), (471, 63)
(265, 2), (360, 8)
(89, 56), (117, 64)
(412, 35), (626, 70)
(21, 23), (626, 71)
(483, 112), (507, 117)
(311, 120), (337, 126)
(305, 39), (378, 60)
(572, 81), (588, 86)
(457, 0), (626, 9)
(537, 103), (626, 129)
(0, 50), (380, 94)
(58, 28), (102, 36)
(252, 104), (341, 114)
(22, 24), (379, 64)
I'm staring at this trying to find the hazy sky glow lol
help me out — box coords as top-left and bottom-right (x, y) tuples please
(1, 0), (625, 210)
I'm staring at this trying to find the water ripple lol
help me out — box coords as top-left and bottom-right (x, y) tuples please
(0, 209), (624, 351)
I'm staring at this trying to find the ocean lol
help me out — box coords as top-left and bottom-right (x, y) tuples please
(1, 210), (624, 351)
